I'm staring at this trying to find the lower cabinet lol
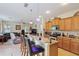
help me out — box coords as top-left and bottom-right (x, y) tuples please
(58, 37), (63, 48)
(70, 40), (79, 54)
(62, 37), (71, 51)
(58, 37), (79, 55)
(49, 43), (58, 56)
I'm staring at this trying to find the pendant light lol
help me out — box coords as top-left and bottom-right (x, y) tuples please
(29, 9), (33, 25)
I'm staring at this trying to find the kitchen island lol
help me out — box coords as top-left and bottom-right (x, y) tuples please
(43, 37), (58, 56)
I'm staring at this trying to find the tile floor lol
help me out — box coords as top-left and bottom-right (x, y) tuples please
(0, 39), (21, 56)
(58, 48), (78, 56)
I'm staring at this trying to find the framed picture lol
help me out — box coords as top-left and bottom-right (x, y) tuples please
(16, 25), (21, 30)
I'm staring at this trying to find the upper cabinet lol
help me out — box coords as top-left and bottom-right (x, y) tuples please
(45, 21), (52, 32)
(59, 19), (65, 31)
(51, 18), (61, 25)
(72, 16), (79, 31)
(44, 11), (79, 31)
(64, 17), (72, 31)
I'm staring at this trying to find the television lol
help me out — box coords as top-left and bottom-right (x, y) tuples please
(31, 29), (37, 35)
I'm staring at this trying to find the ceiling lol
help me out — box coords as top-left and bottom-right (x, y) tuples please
(0, 3), (79, 23)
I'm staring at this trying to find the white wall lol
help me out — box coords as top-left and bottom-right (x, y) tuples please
(58, 9), (79, 18)
(0, 21), (25, 33)
(0, 20), (41, 34)
(5, 21), (31, 33)
(7, 21), (24, 33)
(0, 20), (2, 33)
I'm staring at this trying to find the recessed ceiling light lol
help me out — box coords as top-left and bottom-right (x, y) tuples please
(39, 16), (42, 18)
(61, 3), (68, 6)
(36, 18), (40, 22)
(46, 10), (51, 14)
(29, 21), (33, 24)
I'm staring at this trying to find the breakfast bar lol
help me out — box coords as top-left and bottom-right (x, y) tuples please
(43, 37), (58, 56)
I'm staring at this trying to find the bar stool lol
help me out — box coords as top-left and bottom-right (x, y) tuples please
(26, 38), (45, 56)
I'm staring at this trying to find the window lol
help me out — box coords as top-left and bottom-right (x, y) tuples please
(4, 24), (11, 33)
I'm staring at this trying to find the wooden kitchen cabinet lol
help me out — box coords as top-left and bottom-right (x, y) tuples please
(51, 18), (60, 25)
(45, 15), (79, 31)
(70, 39), (79, 54)
(59, 19), (65, 30)
(45, 21), (52, 32)
(62, 37), (71, 51)
(45, 22), (49, 31)
(58, 36), (79, 55)
(64, 17), (72, 31)
(45, 18), (61, 32)
(44, 38), (58, 56)
(58, 36), (63, 48)
(49, 43), (58, 56)
(72, 16), (79, 30)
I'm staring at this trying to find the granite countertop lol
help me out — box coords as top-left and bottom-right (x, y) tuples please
(58, 36), (79, 42)
(43, 37), (58, 45)
(27, 34), (58, 45)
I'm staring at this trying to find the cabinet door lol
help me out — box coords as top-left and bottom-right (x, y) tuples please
(48, 21), (52, 31)
(64, 18), (72, 31)
(70, 40), (79, 54)
(51, 18), (61, 26)
(49, 43), (58, 56)
(45, 21), (52, 32)
(58, 37), (63, 48)
(59, 20), (65, 30)
(72, 16), (79, 31)
(62, 37), (71, 51)
(55, 18), (61, 25)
